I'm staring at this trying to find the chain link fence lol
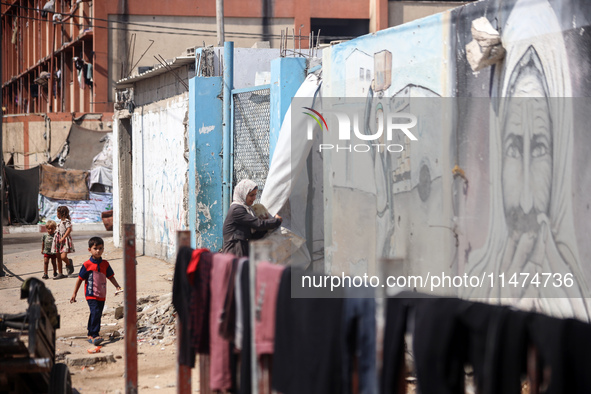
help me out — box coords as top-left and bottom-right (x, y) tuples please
(232, 87), (271, 198)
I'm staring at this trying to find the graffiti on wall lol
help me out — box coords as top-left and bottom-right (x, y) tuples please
(131, 97), (189, 261)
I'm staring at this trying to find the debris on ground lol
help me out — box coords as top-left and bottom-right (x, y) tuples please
(112, 292), (176, 347)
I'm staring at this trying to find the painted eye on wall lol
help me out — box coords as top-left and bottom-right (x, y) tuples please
(531, 142), (548, 158)
(506, 144), (521, 159)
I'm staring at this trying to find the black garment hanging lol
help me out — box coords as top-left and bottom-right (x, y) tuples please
(172, 247), (197, 368)
(413, 297), (471, 394)
(381, 297), (411, 394)
(272, 267), (344, 394)
(528, 313), (591, 393)
(239, 261), (251, 394)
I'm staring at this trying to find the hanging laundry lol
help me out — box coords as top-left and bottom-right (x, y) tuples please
(11, 18), (18, 45)
(74, 58), (86, 89)
(382, 294), (591, 394)
(172, 247), (199, 368)
(234, 257), (248, 351)
(272, 267), (344, 394)
(236, 259), (252, 394)
(219, 258), (239, 341)
(528, 313), (591, 393)
(172, 247), (213, 368)
(381, 297), (412, 394)
(85, 63), (93, 83)
(42, 0), (54, 18)
(254, 262), (284, 356)
(188, 250), (212, 355)
(209, 253), (236, 391)
(342, 289), (378, 394)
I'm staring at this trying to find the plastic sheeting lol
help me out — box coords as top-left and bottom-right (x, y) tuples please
(89, 133), (113, 191)
(38, 192), (113, 223)
(5, 166), (40, 224)
(54, 124), (111, 170)
(91, 133), (113, 170)
(260, 73), (324, 268)
(89, 166), (113, 188)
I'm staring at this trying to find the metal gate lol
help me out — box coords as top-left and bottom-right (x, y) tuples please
(231, 85), (271, 197)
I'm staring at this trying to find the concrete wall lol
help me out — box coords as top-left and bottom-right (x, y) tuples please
(133, 64), (195, 107)
(322, 11), (452, 284)
(205, 47), (281, 90)
(321, 0), (591, 320)
(388, 1), (467, 27)
(123, 93), (190, 261)
(270, 57), (307, 160)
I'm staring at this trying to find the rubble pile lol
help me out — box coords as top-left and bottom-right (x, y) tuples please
(118, 292), (177, 347)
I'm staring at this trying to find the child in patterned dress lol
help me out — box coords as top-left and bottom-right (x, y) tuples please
(52, 206), (75, 279)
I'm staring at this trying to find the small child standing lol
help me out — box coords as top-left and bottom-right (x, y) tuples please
(41, 220), (58, 279)
(70, 236), (122, 345)
(52, 205), (75, 279)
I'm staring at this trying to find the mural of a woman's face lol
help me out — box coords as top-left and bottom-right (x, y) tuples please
(502, 68), (553, 235)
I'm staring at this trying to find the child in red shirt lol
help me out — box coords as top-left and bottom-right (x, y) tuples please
(70, 236), (121, 345)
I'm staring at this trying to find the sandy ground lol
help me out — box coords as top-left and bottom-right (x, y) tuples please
(1, 231), (201, 393)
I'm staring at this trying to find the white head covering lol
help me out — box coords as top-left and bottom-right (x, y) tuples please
(232, 179), (258, 216)
(466, 0), (589, 320)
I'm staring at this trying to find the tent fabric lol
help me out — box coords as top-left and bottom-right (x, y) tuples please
(260, 73), (324, 267)
(5, 166), (40, 224)
(89, 166), (113, 188)
(54, 124), (111, 170)
(39, 164), (89, 201)
(91, 133), (113, 170)
(260, 73), (321, 218)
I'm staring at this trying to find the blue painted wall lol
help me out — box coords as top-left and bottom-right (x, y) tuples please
(189, 76), (224, 250)
(269, 57), (307, 161)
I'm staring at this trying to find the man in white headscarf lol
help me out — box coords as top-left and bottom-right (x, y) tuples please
(466, 0), (590, 321)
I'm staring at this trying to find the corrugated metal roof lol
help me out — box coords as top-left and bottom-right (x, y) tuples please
(115, 56), (195, 88)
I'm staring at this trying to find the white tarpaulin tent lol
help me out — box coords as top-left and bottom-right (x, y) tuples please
(260, 72), (324, 268)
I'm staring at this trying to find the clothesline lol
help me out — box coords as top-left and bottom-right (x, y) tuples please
(172, 237), (591, 394)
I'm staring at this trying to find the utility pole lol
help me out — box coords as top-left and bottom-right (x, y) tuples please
(216, 0), (225, 46)
(1, 12), (5, 277)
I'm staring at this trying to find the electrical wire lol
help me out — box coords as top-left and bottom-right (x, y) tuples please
(0, 2), (357, 40)
(2, 12), (277, 38)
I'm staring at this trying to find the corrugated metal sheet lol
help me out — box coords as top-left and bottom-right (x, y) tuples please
(115, 56), (194, 88)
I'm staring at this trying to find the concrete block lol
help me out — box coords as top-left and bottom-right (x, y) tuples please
(115, 306), (124, 319)
(66, 352), (116, 367)
(466, 17), (505, 72)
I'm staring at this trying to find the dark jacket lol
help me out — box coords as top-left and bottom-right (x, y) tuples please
(222, 204), (281, 257)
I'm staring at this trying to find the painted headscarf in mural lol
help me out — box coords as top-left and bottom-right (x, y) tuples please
(466, 0), (590, 321)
